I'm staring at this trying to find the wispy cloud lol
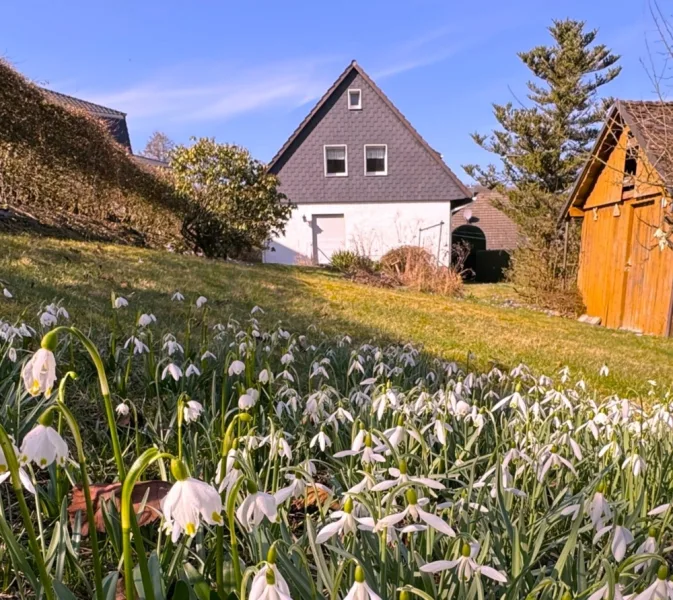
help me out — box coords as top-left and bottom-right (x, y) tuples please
(73, 57), (339, 123)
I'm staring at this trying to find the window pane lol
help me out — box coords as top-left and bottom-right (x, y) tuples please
(326, 147), (345, 160)
(349, 90), (360, 107)
(327, 159), (346, 174)
(366, 146), (386, 173)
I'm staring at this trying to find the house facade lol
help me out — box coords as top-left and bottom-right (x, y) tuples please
(264, 61), (472, 265)
(561, 100), (673, 336)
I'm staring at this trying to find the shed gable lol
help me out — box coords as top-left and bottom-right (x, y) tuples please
(269, 63), (469, 205)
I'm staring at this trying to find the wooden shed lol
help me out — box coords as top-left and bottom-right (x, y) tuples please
(561, 100), (673, 336)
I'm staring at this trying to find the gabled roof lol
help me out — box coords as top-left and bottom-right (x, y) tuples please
(560, 100), (673, 222)
(268, 60), (471, 200)
(40, 88), (132, 151)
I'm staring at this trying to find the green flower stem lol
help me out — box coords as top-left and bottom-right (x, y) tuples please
(0, 424), (54, 600)
(121, 448), (170, 600)
(56, 375), (104, 600)
(226, 476), (247, 592)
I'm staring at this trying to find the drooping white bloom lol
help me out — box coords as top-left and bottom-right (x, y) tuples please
(229, 360), (246, 376)
(258, 369), (270, 384)
(249, 565), (292, 600)
(236, 486), (278, 531)
(124, 336), (149, 355)
(201, 350), (216, 361)
(115, 402), (130, 417)
(22, 348), (57, 397)
(316, 499), (369, 544)
(2, 288), (12, 298)
(20, 424), (69, 468)
(274, 474), (332, 506)
(635, 528), (658, 572)
(588, 488), (612, 531)
(0, 443), (36, 495)
(138, 313), (157, 327)
(599, 364), (609, 377)
(39, 312), (58, 328)
(162, 471), (223, 542)
(632, 567), (673, 600)
(161, 363), (183, 381)
(183, 400), (204, 423)
(163, 338), (184, 356)
(239, 388), (259, 410)
(195, 296), (208, 308)
(587, 582), (627, 600)
(343, 567), (381, 600)
(185, 364), (201, 378)
(622, 454), (646, 477)
(171, 291), (185, 302)
(371, 463), (445, 492)
(114, 297), (129, 309)
(593, 524), (634, 562)
(310, 430), (332, 452)
(375, 490), (455, 537)
(421, 542), (507, 583)
(8, 347), (17, 363)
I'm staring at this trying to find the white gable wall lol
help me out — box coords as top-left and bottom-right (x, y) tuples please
(264, 201), (453, 265)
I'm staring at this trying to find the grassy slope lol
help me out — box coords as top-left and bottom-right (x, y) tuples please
(2, 233), (673, 396)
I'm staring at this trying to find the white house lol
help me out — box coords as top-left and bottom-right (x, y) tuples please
(264, 61), (473, 266)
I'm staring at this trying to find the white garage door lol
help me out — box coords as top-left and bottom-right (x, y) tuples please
(313, 214), (345, 265)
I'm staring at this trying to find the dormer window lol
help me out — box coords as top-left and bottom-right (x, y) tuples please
(348, 89), (362, 110)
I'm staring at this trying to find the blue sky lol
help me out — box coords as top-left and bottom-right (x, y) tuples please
(0, 0), (661, 181)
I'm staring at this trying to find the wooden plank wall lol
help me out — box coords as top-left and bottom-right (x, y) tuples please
(576, 124), (673, 335)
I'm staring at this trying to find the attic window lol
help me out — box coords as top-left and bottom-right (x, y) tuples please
(348, 89), (362, 110)
(324, 145), (347, 176)
(623, 133), (638, 192)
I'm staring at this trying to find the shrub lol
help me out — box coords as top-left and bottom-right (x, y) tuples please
(330, 249), (377, 273)
(170, 139), (293, 259)
(0, 60), (186, 247)
(380, 245), (463, 296)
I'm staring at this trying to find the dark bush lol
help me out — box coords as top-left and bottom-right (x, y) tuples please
(330, 250), (377, 273)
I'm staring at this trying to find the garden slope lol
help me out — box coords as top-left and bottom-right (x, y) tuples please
(3, 233), (673, 396)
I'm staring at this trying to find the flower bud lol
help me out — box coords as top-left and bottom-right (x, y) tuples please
(41, 330), (58, 352)
(344, 496), (354, 514)
(238, 413), (253, 423)
(38, 409), (55, 427)
(354, 565), (365, 583)
(658, 564), (669, 580)
(461, 543), (471, 557)
(247, 480), (259, 494)
(267, 545), (277, 564)
(596, 481), (605, 493)
(365, 433), (372, 448)
(561, 593), (572, 600)
(397, 414), (405, 427)
(405, 488), (418, 505)
(399, 459), (408, 475)
(399, 591), (410, 600)
(649, 527), (657, 538)
(265, 567), (276, 585)
(170, 458), (190, 481)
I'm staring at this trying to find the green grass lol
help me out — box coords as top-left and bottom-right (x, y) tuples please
(2, 233), (673, 396)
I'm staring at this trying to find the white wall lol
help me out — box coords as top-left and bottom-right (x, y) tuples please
(264, 201), (453, 265)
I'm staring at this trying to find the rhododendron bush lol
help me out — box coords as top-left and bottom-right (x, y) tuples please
(0, 290), (672, 600)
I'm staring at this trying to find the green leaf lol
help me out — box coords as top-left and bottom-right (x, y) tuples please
(0, 509), (40, 594)
(171, 580), (191, 600)
(183, 562), (212, 600)
(102, 572), (120, 600)
(53, 579), (78, 600)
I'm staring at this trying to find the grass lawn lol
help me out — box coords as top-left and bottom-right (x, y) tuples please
(2, 233), (673, 396)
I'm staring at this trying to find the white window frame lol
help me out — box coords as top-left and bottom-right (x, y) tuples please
(324, 144), (348, 177)
(364, 144), (388, 176)
(347, 88), (362, 110)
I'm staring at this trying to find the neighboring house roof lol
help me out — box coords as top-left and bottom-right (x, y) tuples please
(455, 186), (520, 250)
(268, 60), (471, 204)
(560, 100), (673, 222)
(132, 155), (169, 169)
(40, 88), (133, 152)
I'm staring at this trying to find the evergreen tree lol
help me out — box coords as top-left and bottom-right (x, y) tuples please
(463, 20), (620, 307)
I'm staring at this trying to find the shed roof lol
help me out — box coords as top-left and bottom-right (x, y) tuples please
(560, 100), (673, 222)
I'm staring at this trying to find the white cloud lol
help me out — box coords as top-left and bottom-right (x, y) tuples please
(74, 58), (338, 123)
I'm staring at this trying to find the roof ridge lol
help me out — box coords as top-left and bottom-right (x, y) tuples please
(40, 87), (127, 117)
(267, 61), (471, 199)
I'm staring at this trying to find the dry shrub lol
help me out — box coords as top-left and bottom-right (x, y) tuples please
(380, 245), (464, 296)
(0, 60), (187, 247)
